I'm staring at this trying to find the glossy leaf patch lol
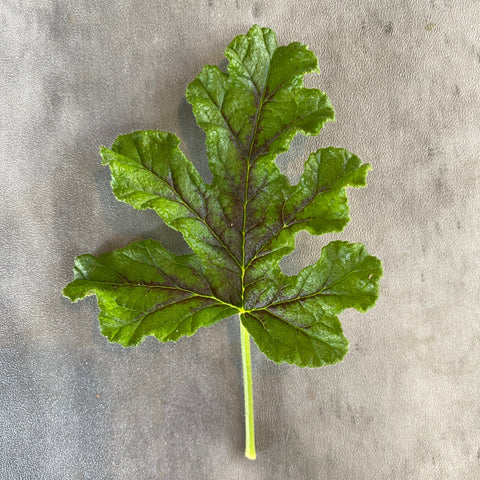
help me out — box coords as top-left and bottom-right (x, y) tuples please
(64, 25), (382, 368)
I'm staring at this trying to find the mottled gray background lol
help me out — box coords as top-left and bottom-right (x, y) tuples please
(1, 0), (479, 478)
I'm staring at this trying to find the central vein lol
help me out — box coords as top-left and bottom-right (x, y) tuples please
(240, 68), (271, 309)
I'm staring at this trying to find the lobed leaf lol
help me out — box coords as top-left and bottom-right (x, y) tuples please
(65, 25), (382, 368)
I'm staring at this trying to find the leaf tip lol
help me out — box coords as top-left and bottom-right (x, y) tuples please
(62, 282), (79, 303)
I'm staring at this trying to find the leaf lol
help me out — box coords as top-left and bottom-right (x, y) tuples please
(64, 25), (382, 368)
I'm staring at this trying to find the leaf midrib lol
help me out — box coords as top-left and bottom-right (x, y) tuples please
(84, 278), (240, 312)
(240, 29), (273, 310)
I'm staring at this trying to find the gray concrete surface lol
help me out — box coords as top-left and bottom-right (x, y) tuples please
(1, 1), (479, 478)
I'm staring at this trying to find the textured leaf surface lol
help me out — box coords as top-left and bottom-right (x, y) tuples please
(64, 239), (238, 345)
(64, 25), (382, 367)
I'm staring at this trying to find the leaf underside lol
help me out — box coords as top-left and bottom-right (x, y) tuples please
(64, 25), (382, 368)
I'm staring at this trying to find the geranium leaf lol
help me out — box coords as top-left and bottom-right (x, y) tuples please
(65, 24), (381, 366)
(64, 24), (383, 459)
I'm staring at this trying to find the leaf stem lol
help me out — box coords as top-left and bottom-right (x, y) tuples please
(240, 316), (256, 460)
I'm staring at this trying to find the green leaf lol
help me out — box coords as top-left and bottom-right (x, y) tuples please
(64, 25), (382, 368)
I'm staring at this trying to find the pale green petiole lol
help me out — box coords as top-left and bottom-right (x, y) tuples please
(240, 317), (256, 460)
